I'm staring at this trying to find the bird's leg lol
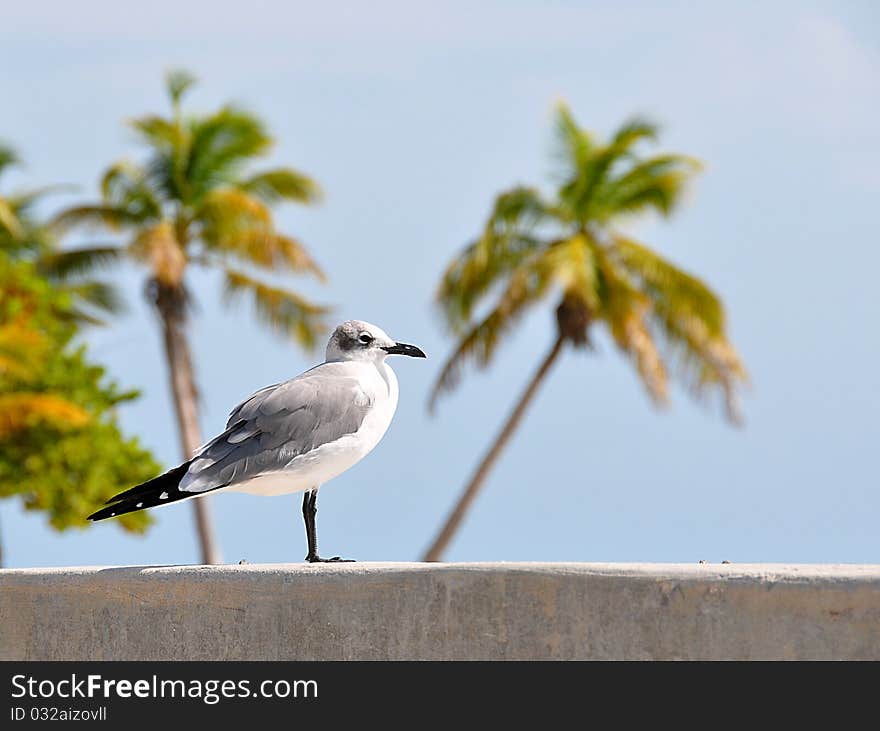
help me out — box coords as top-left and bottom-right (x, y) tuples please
(301, 490), (317, 559)
(302, 487), (354, 563)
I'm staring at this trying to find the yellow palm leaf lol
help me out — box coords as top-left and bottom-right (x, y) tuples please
(210, 229), (325, 279)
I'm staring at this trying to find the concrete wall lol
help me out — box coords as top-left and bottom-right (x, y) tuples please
(2, 563), (879, 660)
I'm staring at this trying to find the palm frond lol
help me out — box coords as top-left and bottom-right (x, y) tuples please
(573, 143), (631, 218)
(429, 309), (509, 411)
(556, 109), (670, 222)
(52, 204), (145, 233)
(198, 187), (323, 274)
(0, 144), (19, 176)
(431, 250), (555, 409)
(36, 245), (124, 281)
(166, 68), (197, 108)
(488, 185), (553, 230)
(62, 280), (125, 316)
(130, 115), (182, 150)
(144, 149), (183, 203)
(197, 188), (272, 231)
(127, 116), (188, 203)
(206, 229), (325, 279)
(555, 104), (629, 219)
(240, 168), (322, 205)
(610, 116), (659, 151)
(608, 235), (745, 421)
(596, 154), (701, 219)
(609, 235), (724, 334)
(608, 170), (697, 218)
(592, 245), (669, 404)
(101, 161), (139, 201)
(186, 106), (272, 198)
(221, 269), (330, 349)
(100, 161), (163, 218)
(554, 102), (594, 170)
(614, 302), (669, 406)
(438, 186), (550, 328)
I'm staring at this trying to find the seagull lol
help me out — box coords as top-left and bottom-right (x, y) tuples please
(88, 320), (426, 562)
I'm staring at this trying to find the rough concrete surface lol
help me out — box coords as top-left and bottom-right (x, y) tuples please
(1, 563), (879, 660)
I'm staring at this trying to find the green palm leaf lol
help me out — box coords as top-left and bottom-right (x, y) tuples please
(0, 144), (19, 177)
(52, 204), (146, 233)
(166, 68), (197, 108)
(186, 106), (272, 199)
(37, 245), (124, 281)
(554, 102), (594, 170)
(431, 247), (558, 408)
(609, 235), (724, 333)
(596, 155), (700, 219)
(100, 161), (163, 219)
(610, 116), (659, 150)
(439, 186), (549, 327)
(63, 280), (124, 314)
(130, 116), (182, 150)
(241, 168), (322, 204)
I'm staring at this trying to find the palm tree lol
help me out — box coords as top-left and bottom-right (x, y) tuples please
(423, 104), (747, 561)
(51, 70), (328, 564)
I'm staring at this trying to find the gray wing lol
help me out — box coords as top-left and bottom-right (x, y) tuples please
(180, 364), (374, 493)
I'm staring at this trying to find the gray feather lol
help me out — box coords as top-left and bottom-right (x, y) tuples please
(180, 363), (374, 493)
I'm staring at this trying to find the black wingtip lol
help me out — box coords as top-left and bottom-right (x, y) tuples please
(89, 461), (193, 521)
(88, 504), (124, 522)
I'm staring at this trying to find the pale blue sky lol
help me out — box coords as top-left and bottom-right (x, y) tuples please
(1, 0), (878, 566)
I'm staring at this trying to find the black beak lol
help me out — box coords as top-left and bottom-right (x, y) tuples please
(382, 342), (427, 358)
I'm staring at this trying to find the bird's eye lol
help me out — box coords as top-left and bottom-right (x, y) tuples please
(358, 332), (373, 345)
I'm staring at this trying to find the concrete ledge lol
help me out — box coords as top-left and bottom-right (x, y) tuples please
(2, 563), (879, 660)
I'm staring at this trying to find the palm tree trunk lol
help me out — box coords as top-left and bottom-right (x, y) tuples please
(155, 285), (222, 565)
(422, 333), (566, 562)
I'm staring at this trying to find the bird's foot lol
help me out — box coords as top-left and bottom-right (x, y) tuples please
(305, 554), (355, 564)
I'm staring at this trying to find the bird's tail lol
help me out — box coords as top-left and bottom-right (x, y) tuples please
(88, 461), (194, 521)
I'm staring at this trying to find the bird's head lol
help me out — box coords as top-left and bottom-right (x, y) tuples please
(325, 320), (427, 363)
